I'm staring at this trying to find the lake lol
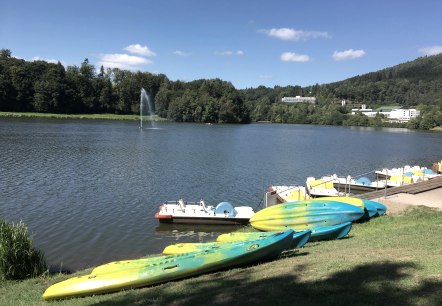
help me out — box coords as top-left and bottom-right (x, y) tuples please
(1, 118), (441, 271)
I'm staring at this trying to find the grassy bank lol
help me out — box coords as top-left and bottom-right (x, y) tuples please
(0, 112), (167, 122)
(1, 206), (441, 305)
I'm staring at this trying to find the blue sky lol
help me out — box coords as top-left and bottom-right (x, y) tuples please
(2, 0), (442, 89)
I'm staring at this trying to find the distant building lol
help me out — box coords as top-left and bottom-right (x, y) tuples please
(282, 96), (316, 104)
(351, 104), (375, 116)
(351, 105), (420, 122)
(387, 108), (420, 122)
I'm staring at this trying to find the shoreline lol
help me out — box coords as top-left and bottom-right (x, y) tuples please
(1, 112), (441, 131)
(2, 206), (440, 305)
(0, 111), (167, 122)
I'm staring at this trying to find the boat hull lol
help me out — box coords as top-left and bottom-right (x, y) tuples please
(313, 197), (378, 220)
(154, 200), (254, 225)
(43, 230), (293, 300)
(155, 213), (250, 225)
(363, 199), (387, 216)
(162, 230), (311, 255)
(217, 222), (351, 243)
(332, 183), (382, 193)
(358, 201), (378, 220)
(312, 197), (365, 210)
(309, 222), (353, 241)
(250, 200), (364, 231)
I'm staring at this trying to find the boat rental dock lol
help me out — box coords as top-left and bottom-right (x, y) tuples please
(358, 176), (442, 213)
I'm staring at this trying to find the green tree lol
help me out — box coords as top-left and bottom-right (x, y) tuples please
(33, 62), (67, 112)
(0, 58), (16, 111)
(78, 58), (97, 111)
(0, 49), (12, 58)
(93, 66), (114, 113)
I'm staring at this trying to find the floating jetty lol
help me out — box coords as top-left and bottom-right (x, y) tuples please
(358, 176), (442, 200)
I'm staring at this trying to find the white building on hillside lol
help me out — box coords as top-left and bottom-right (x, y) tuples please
(351, 105), (420, 122)
(282, 96), (316, 104)
(351, 104), (376, 117)
(387, 109), (420, 122)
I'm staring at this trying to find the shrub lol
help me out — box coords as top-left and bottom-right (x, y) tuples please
(0, 219), (47, 280)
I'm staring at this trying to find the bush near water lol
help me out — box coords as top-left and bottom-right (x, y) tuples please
(0, 219), (47, 280)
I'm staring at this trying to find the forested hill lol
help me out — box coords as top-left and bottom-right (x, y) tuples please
(0, 48), (441, 128)
(320, 54), (442, 107)
(353, 53), (442, 82)
(241, 54), (442, 128)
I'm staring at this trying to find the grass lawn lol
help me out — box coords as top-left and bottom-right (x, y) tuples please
(0, 206), (441, 306)
(0, 112), (167, 122)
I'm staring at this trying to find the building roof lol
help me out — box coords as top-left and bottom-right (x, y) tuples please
(374, 105), (402, 112)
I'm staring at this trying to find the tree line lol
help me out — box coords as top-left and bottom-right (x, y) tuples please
(1, 48), (441, 128)
(0, 49), (249, 123)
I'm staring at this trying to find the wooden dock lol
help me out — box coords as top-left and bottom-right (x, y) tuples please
(358, 176), (442, 200)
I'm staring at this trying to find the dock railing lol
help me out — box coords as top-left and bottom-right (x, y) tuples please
(264, 185), (309, 207)
(308, 169), (390, 197)
(267, 164), (441, 204)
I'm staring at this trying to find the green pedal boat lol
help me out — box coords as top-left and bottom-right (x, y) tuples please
(43, 230), (294, 300)
(217, 222), (352, 243)
(162, 229), (312, 254)
(250, 200), (364, 231)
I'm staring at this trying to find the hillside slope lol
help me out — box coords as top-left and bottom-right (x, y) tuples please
(322, 54), (442, 107)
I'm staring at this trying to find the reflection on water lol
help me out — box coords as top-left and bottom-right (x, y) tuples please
(1, 118), (441, 271)
(155, 223), (243, 243)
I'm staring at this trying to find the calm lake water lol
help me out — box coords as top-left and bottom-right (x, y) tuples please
(1, 118), (441, 271)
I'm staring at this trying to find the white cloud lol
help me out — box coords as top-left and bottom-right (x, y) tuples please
(124, 44), (156, 57)
(97, 53), (153, 70)
(280, 52), (310, 62)
(214, 50), (244, 56)
(173, 50), (191, 57)
(260, 28), (329, 41)
(418, 46), (442, 56)
(214, 50), (233, 56)
(332, 49), (366, 61)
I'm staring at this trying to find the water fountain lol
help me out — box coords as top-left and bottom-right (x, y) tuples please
(140, 88), (156, 129)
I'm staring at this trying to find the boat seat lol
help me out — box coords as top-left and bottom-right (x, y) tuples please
(199, 200), (208, 212)
(178, 199), (186, 212)
(355, 177), (371, 185)
(215, 202), (235, 217)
